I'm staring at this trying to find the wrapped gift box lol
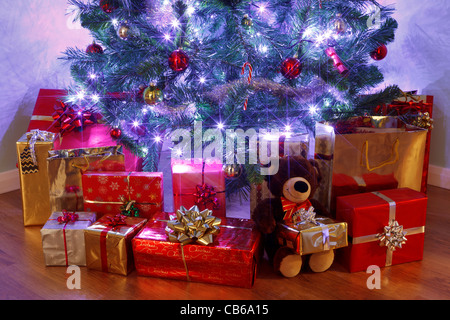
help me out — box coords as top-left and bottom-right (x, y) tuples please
(336, 188), (427, 272)
(132, 211), (262, 288)
(84, 214), (147, 276)
(16, 130), (56, 226)
(47, 146), (125, 213)
(172, 159), (226, 217)
(331, 172), (399, 213)
(82, 171), (164, 220)
(40, 211), (97, 266)
(276, 215), (348, 256)
(27, 88), (143, 172)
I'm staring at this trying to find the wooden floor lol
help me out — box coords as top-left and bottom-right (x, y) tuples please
(0, 185), (449, 301)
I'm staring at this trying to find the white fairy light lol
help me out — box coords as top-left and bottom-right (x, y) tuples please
(309, 105), (317, 114)
(217, 122), (224, 130)
(199, 76), (206, 84)
(132, 120), (140, 127)
(164, 33), (171, 41)
(154, 136), (161, 143)
(91, 94), (100, 102)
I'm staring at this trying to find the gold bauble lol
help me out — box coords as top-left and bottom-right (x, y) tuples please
(117, 22), (130, 40)
(222, 164), (243, 179)
(143, 84), (163, 105)
(333, 14), (347, 34)
(241, 14), (253, 28)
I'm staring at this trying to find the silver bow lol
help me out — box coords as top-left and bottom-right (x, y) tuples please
(376, 220), (407, 251)
(26, 130), (55, 165)
(292, 206), (317, 225)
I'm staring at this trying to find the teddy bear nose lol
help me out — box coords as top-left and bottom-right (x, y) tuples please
(294, 181), (309, 193)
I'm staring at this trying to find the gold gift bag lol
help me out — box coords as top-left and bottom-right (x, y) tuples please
(16, 130), (56, 226)
(47, 145), (125, 213)
(314, 116), (427, 216)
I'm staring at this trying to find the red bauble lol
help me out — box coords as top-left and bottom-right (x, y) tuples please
(168, 49), (189, 72)
(110, 127), (122, 139)
(100, 0), (119, 13)
(86, 42), (103, 54)
(370, 44), (388, 61)
(280, 57), (302, 80)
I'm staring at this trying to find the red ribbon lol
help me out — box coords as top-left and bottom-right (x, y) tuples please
(374, 101), (433, 117)
(65, 185), (81, 211)
(100, 214), (129, 272)
(281, 197), (312, 222)
(56, 210), (80, 266)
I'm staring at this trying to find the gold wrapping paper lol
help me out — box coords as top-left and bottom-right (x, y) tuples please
(47, 146), (125, 213)
(277, 216), (347, 255)
(40, 211), (97, 266)
(16, 131), (55, 226)
(84, 215), (147, 276)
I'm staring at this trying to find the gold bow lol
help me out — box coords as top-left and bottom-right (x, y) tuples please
(165, 206), (221, 246)
(376, 220), (408, 251)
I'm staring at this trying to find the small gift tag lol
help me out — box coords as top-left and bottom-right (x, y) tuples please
(20, 146), (39, 174)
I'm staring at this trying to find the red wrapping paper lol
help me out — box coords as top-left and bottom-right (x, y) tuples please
(336, 188), (427, 272)
(172, 159), (226, 217)
(27, 89), (143, 171)
(331, 172), (398, 212)
(374, 95), (433, 194)
(82, 171), (163, 220)
(132, 212), (262, 288)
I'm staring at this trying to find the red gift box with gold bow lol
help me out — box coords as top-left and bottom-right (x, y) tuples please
(336, 188), (427, 272)
(132, 210), (262, 288)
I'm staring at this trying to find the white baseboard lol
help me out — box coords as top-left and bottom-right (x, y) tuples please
(0, 169), (20, 194)
(428, 165), (450, 190)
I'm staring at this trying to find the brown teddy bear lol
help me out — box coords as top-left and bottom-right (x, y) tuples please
(251, 155), (333, 277)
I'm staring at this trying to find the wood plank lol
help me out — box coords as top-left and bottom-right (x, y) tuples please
(0, 186), (449, 300)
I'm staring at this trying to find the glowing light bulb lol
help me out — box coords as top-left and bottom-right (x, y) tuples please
(89, 73), (97, 80)
(285, 125), (291, 132)
(91, 94), (100, 102)
(164, 33), (171, 41)
(258, 4), (266, 13)
(309, 105), (317, 114)
(176, 149), (183, 156)
(171, 19), (180, 28)
(186, 6), (195, 16)
(142, 147), (148, 154)
(132, 120), (140, 127)
(154, 136), (161, 143)
(76, 91), (85, 101)
(217, 122), (224, 130)
(111, 19), (119, 26)
(199, 76), (206, 84)
(259, 44), (268, 53)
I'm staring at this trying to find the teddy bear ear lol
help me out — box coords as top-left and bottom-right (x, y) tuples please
(309, 159), (322, 184)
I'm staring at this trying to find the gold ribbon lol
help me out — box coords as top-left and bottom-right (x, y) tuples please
(351, 191), (425, 266)
(293, 206), (331, 251)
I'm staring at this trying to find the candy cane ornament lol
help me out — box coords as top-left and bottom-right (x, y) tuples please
(241, 62), (253, 110)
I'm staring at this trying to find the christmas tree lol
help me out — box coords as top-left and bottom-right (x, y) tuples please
(61, 0), (400, 197)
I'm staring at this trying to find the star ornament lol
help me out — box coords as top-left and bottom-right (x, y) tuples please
(376, 220), (408, 251)
(165, 206), (221, 246)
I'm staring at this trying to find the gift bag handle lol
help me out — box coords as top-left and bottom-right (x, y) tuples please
(360, 138), (399, 172)
(72, 152), (112, 171)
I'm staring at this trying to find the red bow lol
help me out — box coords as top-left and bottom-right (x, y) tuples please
(193, 183), (219, 209)
(57, 210), (79, 224)
(52, 101), (96, 136)
(104, 214), (128, 230)
(280, 197), (312, 222)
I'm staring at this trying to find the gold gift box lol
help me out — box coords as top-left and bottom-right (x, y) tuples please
(16, 130), (55, 226)
(276, 216), (348, 255)
(40, 211), (97, 266)
(84, 215), (147, 276)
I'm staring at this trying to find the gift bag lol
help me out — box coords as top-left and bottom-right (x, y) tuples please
(47, 145), (125, 213)
(314, 116), (427, 216)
